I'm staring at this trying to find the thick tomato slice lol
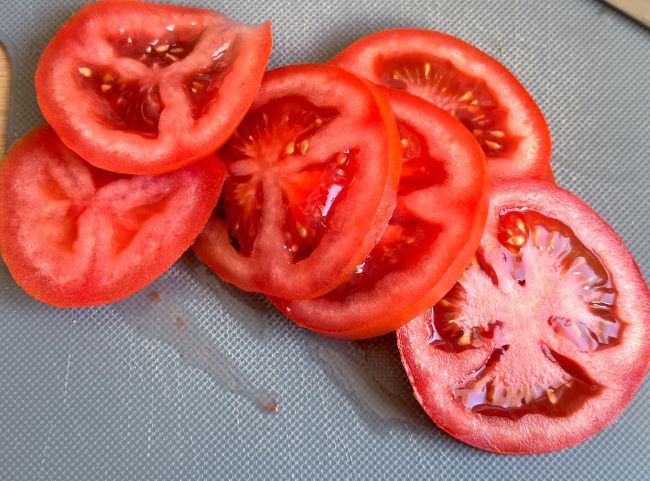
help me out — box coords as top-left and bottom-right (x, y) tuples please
(397, 180), (650, 453)
(193, 64), (402, 300)
(272, 89), (489, 339)
(35, 1), (271, 174)
(0, 126), (225, 307)
(331, 29), (552, 181)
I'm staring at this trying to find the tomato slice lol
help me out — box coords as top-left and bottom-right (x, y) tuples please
(397, 180), (650, 453)
(35, 1), (271, 174)
(331, 29), (552, 181)
(272, 88), (489, 339)
(193, 64), (402, 300)
(0, 126), (225, 307)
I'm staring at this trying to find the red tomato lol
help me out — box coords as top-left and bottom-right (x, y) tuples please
(272, 88), (489, 339)
(0, 126), (225, 307)
(331, 29), (552, 181)
(35, 1), (271, 174)
(193, 64), (402, 300)
(397, 180), (650, 453)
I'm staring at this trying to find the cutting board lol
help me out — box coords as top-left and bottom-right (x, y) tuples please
(0, 45), (9, 153)
(0, 2), (648, 480)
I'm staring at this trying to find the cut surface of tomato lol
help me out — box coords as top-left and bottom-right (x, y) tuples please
(0, 126), (225, 307)
(193, 64), (402, 300)
(331, 29), (552, 181)
(35, 1), (271, 174)
(272, 89), (488, 339)
(397, 180), (650, 453)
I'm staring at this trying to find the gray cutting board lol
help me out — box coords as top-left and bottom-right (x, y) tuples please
(0, 1), (648, 480)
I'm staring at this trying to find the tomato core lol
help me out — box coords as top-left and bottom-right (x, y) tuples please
(427, 208), (621, 419)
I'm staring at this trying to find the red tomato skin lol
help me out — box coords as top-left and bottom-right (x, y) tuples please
(0, 125), (226, 307)
(397, 179), (650, 453)
(331, 28), (552, 182)
(35, 1), (272, 174)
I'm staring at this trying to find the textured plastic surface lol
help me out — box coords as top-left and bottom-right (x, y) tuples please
(0, 0), (648, 479)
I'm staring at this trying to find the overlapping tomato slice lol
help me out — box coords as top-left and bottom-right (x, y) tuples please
(193, 64), (402, 300)
(331, 29), (552, 181)
(272, 89), (489, 339)
(0, 126), (225, 306)
(35, 1), (271, 174)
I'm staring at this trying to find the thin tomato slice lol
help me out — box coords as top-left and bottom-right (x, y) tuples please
(35, 1), (271, 174)
(397, 180), (650, 453)
(193, 64), (402, 300)
(331, 28), (552, 181)
(272, 89), (489, 339)
(0, 126), (225, 307)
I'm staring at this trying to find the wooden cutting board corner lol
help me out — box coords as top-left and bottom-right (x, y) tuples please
(0, 43), (10, 153)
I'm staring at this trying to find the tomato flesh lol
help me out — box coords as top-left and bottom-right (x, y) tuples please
(0, 126), (225, 307)
(272, 89), (488, 339)
(398, 180), (650, 453)
(193, 64), (402, 300)
(35, 1), (272, 174)
(331, 29), (552, 181)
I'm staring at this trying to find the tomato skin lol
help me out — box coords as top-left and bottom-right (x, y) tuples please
(331, 28), (552, 182)
(397, 179), (650, 453)
(272, 88), (489, 339)
(193, 64), (402, 300)
(0, 125), (225, 307)
(35, 1), (271, 175)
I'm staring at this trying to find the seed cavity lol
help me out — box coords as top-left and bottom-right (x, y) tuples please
(453, 344), (601, 419)
(379, 55), (513, 157)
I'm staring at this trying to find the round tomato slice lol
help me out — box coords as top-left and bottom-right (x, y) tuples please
(397, 180), (650, 453)
(331, 29), (552, 181)
(193, 64), (402, 300)
(35, 1), (271, 174)
(272, 88), (489, 339)
(0, 126), (225, 307)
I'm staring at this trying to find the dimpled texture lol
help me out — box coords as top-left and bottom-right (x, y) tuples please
(0, 0), (648, 479)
